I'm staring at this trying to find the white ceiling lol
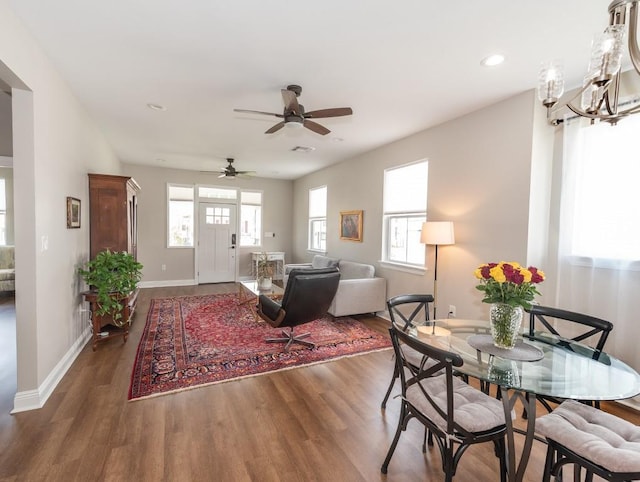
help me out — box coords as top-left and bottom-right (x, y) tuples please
(8, 1), (611, 179)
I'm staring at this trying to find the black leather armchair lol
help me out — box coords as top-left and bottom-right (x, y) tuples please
(257, 267), (340, 350)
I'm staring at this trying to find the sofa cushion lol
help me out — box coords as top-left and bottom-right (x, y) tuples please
(338, 260), (374, 280)
(0, 245), (14, 270)
(0, 269), (15, 281)
(311, 255), (340, 269)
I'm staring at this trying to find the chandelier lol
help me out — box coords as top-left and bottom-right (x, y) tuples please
(538, 0), (640, 125)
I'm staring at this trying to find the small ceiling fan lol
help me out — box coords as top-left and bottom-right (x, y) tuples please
(234, 84), (353, 135)
(203, 158), (255, 179)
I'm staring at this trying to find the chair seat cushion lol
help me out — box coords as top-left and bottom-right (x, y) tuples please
(536, 399), (640, 473)
(407, 374), (505, 433)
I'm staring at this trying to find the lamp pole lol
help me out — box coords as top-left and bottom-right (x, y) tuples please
(420, 221), (455, 322)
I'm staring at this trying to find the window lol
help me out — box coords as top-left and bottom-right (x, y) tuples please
(205, 206), (230, 224)
(168, 184), (194, 247)
(562, 117), (640, 262)
(240, 191), (262, 247)
(308, 186), (327, 252)
(198, 186), (237, 200)
(382, 161), (428, 266)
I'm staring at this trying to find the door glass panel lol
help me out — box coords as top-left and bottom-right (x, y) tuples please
(206, 206), (230, 224)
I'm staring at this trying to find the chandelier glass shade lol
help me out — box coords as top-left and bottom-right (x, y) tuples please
(538, 0), (640, 125)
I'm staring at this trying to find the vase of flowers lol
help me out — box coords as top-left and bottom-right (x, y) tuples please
(474, 261), (545, 349)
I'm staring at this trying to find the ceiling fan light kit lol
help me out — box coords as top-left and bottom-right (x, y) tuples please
(538, 0), (640, 125)
(234, 84), (353, 135)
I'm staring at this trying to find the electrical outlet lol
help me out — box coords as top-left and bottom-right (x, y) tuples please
(448, 305), (456, 317)
(161, 264), (166, 271)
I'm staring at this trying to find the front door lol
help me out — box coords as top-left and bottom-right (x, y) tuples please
(197, 202), (236, 283)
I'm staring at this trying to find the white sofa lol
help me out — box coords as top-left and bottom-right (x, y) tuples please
(0, 245), (15, 293)
(284, 255), (386, 317)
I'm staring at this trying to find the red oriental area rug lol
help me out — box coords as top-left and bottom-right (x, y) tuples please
(128, 292), (391, 400)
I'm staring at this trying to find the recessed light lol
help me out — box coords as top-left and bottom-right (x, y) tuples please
(481, 54), (505, 67)
(147, 103), (167, 111)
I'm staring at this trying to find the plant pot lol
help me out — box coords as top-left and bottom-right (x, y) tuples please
(258, 277), (272, 290)
(489, 302), (524, 349)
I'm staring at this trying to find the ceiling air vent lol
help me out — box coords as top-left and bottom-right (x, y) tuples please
(291, 146), (315, 153)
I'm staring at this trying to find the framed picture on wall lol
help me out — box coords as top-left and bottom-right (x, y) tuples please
(66, 197), (81, 228)
(339, 210), (363, 242)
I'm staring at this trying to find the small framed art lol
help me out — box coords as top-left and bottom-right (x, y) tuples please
(339, 210), (363, 242)
(66, 197), (81, 228)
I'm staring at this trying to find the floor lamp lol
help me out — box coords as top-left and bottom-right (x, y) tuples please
(420, 221), (455, 321)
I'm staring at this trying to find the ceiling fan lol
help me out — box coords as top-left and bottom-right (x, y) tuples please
(234, 84), (353, 135)
(205, 158), (255, 179)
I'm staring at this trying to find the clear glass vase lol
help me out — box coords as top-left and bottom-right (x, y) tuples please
(489, 303), (524, 349)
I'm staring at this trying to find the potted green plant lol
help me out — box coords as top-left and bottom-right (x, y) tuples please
(78, 249), (143, 327)
(256, 251), (274, 290)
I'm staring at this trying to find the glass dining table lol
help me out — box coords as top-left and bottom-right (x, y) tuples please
(413, 319), (640, 482)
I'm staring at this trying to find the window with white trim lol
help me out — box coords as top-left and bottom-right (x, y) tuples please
(562, 116), (640, 262)
(240, 191), (262, 247)
(382, 160), (428, 266)
(168, 184), (194, 247)
(308, 186), (327, 252)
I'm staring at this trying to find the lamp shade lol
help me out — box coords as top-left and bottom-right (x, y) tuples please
(420, 221), (455, 246)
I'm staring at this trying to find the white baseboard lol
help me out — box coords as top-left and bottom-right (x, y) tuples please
(12, 325), (92, 413)
(138, 279), (197, 288)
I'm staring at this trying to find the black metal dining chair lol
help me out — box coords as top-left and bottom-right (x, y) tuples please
(381, 320), (508, 481)
(381, 294), (434, 409)
(525, 305), (613, 413)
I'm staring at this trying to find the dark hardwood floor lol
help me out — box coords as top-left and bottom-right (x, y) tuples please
(0, 284), (638, 481)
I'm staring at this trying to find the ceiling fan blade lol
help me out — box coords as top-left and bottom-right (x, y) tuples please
(265, 121), (286, 134)
(281, 89), (301, 115)
(305, 107), (353, 118)
(234, 108), (283, 118)
(217, 173), (227, 178)
(303, 119), (331, 135)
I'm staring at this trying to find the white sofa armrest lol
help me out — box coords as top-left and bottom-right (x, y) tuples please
(328, 277), (386, 317)
(284, 262), (312, 275)
(283, 262), (313, 286)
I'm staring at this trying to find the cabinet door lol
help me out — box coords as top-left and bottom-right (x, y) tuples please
(90, 184), (127, 258)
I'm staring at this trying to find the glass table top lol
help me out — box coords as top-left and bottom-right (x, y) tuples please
(413, 318), (640, 401)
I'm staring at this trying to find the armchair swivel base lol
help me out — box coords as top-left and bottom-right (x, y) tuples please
(266, 326), (314, 350)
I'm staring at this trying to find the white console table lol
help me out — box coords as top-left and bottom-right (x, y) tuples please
(251, 252), (285, 280)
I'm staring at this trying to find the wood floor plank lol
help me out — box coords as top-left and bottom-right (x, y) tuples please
(0, 284), (638, 481)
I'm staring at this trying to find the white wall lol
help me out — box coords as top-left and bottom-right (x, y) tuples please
(0, 3), (121, 411)
(123, 164), (294, 283)
(293, 90), (548, 320)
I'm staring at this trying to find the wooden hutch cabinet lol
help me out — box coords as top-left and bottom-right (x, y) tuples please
(85, 174), (141, 350)
(88, 174), (140, 259)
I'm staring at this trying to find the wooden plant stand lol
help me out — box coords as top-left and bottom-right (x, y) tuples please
(82, 289), (139, 351)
